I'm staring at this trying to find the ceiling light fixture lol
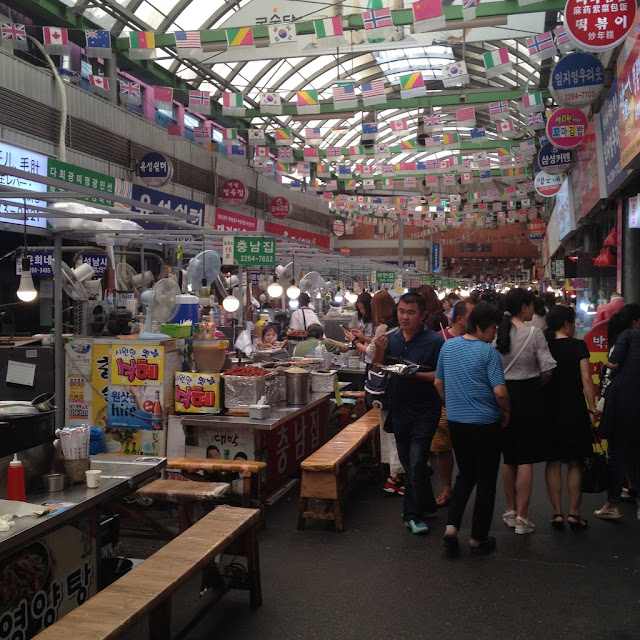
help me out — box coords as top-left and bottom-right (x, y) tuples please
(16, 200), (37, 302)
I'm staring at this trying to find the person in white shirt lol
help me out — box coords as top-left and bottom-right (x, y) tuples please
(289, 293), (321, 331)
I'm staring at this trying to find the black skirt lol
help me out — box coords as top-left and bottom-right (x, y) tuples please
(503, 377), (547, 465)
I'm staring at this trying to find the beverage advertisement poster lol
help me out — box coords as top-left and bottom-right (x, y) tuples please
(110, 344), (164, 385)
(108, 384), (164, 431)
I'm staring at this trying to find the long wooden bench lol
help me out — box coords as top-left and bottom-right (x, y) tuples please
(166, 457), (267, 508)
(297, 408), (380, 532)
(34, 506), (261, 640)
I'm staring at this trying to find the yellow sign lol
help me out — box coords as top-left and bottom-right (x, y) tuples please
(174, 371), (221, 414)
(111, 344), (164, 386)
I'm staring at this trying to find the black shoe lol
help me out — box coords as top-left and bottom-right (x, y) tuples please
(470, 536), (496, 556)
(442, 534), (459, 555)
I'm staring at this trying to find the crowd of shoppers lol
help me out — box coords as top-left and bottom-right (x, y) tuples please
(361, 286), (632, 556)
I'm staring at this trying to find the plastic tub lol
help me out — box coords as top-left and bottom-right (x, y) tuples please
(160, 323), (192, 338)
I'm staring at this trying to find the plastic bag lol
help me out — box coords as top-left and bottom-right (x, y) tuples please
(234, 329), (254, 357)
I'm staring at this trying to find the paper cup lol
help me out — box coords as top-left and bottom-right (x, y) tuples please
(85, 469), (102, 488)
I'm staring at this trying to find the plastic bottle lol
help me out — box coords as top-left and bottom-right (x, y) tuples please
(7, 454), (26, 502)
(151, 390), (163, 430)
(213, 306), (220, 326)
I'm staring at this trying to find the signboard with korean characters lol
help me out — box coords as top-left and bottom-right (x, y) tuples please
(268, 196), (291, 219)
(232, 236), (276, 266)
(576, 115), (604, 217)
(220, 179), (248, 205)
(375, 270), (396, 284)
(538, 143), (574, 175)
(81, 254), (107, 276)
(599, 79), (630, 194)
(535, 171), (564, 198)
(618, 9), (640, 168)
(528, 218), (547, 245)
(137, 151), (173, 187)
(549, 53), (605, 107)
(564, 0), (636, 52)
(174, 371), (221, 414)
(131, 184), (204, 229)
(332, 218), (345, 237)
(629, 194), (640, 228)
(546, 108), (589, 149)
(555, 178), (575, 240)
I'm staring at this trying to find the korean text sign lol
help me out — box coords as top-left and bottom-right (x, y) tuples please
(232, 237), (276, 266)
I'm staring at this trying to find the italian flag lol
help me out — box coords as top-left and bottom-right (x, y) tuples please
(129, 31), (155, 49)
(221, 128), (238, 140)
(522, 92), (544, 113)
(222, 92), (245, 115)
(314, 16), (343, 39)
(483, 47), (512, 78)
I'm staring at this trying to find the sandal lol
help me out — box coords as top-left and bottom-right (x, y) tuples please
(503, 510), (517, 528)
(550, 514), (564, 529)
(514, 516), (535, 535)
(436, 492), (451, 508)
(383, 476), (405, 496)
(567, 514), (588, 529)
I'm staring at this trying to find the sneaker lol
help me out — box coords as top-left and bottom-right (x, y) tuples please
(383, 480), (405, 495)
(594, 507), (622, 519)
(404, 519), (429, 534)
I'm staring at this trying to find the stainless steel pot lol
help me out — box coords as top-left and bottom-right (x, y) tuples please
(285, 371), (310, 405)
(32, 392), (56, 412)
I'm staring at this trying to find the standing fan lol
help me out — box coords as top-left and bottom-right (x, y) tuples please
(139, 278), (181, 339)
(186, 250), (221, 293)
(299, 271), (326, 298)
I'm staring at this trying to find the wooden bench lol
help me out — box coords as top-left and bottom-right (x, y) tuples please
(297, 408), (380, 532)
(34, 506), (261, 640)
(166, 457), (267, 508)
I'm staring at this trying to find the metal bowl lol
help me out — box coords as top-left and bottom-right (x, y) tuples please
(31, 392), (56, 412)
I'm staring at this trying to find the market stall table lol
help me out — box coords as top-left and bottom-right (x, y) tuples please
(175, 385), (349, 499)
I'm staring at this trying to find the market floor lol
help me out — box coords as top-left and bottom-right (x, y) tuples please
(119, 462), (640, 640)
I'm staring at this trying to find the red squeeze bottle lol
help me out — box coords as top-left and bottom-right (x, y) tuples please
(7, 454), (26, 502)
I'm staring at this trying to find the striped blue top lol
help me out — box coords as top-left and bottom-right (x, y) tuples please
(435, 336), (505, 424)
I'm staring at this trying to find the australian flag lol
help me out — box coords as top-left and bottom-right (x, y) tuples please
(85, 29), (112, 58)
(470, 127), (486, 139)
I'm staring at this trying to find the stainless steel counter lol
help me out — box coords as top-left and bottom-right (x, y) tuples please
(0, 455), (165, 559)
(181, 384), (350, 431)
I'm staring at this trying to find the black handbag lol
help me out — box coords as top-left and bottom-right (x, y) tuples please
(581, 439), (610, 494)
(364, 368), (390, 410)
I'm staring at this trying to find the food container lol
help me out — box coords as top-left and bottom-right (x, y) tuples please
(63, 457), (91, 485)
(42, 472), (65, 492)
(347, 355), (361, 370)
(193, 340), (228, 373)
(174, 371), (221, 414)
(161, 323), (192, 338)
(249, 404), (271, 420)
(223, 375), (267, 408)
(310, 370), (337, 393)
(265, 373), (286, 404)
(32, 392), (56, 412)
(285, 368), (310, 405)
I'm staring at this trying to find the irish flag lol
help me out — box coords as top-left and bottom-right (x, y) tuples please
(297, 90), (320, 114)
(226, 27), (254, 47)
(483, 47), (512, 78)
(222, 92), (245, 115)
(400, 72), (426, 99)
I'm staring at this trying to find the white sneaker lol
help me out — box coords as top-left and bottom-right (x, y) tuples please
(514, 516), (535, 534)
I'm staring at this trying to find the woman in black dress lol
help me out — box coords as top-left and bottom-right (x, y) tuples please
(543, 306), (597, 529)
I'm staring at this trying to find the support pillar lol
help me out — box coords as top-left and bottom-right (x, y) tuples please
(622, 199), (640, 303)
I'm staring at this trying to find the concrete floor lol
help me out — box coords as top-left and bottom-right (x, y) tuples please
(120, 464), (640, 640)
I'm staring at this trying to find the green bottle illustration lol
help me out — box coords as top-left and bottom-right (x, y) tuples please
(131, 442), (137, 455)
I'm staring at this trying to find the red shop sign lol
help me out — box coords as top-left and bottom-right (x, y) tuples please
(220, 179), (248, 205)
(269, 196), (291, 219)
(529, 218), (546, 234)
(546, 108), (589, 149)
(340, 246), (351, 256)
(564, 0), (636, 52)
(332, 219), (345, 237)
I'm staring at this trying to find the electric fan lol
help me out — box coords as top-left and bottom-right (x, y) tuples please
(115, 261), (154, 300)
(139, 278), (181, 339)
(185, 250), (221, 293)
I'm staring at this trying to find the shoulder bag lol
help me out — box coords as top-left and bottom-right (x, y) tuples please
(503, 326), (535, 375)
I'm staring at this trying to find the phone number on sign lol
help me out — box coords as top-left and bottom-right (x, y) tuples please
(237, 254), (274, 264)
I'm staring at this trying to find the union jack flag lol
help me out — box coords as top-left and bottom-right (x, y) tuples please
(443, 174), (455, 184)
(423, 114), (441, 127)
(1, 23), (27, 49)
(489, 101), (509, 115)
(279, 148), (294, 160)
(119, 80), (141, 105)
(526, 113), (544, 126)
(382, 164), (396, 173)
(362, 8), (393, 29)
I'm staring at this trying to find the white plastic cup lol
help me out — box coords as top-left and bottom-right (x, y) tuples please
(85, 469), (102, 488)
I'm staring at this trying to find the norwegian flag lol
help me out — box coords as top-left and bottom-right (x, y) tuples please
(423, 114), (442, 127)
(554, 25), (574, 54)
(362, 8), (393, 29)
(489, 101), (509, 121)
(1, 23), (27, 50)
(193, 127), (209, 139)
(188, 90), (210, 113)
(525, 31), (556, 61)
(326, 147), (342, 157)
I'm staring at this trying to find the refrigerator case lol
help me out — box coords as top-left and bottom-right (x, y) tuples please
(64, 338), (183, 456)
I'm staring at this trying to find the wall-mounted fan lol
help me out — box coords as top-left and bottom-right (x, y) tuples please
(139, 278), (181, 339)
(186, 250), (221, 294)
(115, 261), (154, 300)
(276, 262), (296, 287)
(299, 271), (326, 298)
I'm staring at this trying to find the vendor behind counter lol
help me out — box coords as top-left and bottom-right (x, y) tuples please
(293, 324), (350, 357)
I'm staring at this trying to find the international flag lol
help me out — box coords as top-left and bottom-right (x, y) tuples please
(327, 147), (342, 157)
(496, 119), (515, 138)
(400, 72), (426, 99)
(404, 177), (417, 187)
(520, 139), (536, 153)
(128, 31), (156, 59)
(313, 16), (345, 48)
(332, 83), (358, 110)
(363, 8), (393, 30)
(412, 0), (446, 33)
(325, 179), (338, 189)
(526, 112), (544, 130)
(460, 172), (474, 184)
(456, 107), (476, 127)
(167, 124), (183, 136)
(222, 92), (245, 116)
(297, 90), (320, 114)
(338, 164), (352, 175)
(317, 162), (332, 177)
(442, 132), (459, 148)
(270, 24), (296, 44)
(489, 100), (509, 120)
(303, 147), (319, 162)
(359, 165), (375, 175)
(230, 145), (246, 159)
(525, 31), (556, 61)
(522, 92), (544, 114)
(278, 147), (293, 160)
(1, 23), (27, 51)
(254, 146), (269, 159)
(260, 92), (282, 114)
(88, 75), (109, 93)
(382, 164), (396, 173)
(425, 136), (443, 149)
(153, 87), (173, 110)
(554, 25), (574, 54)
(305, 127), (323, 143)
(290, 180), (302, 191)
(248, 128), (266, 143)
(361, 79), (386, 107)
(423, 114), (442, 127)
(275, 128), (291, 146)
(363, 178), (375, 188)
(298, 162), (311, 174)
(470, 127), (486, 139)
(254, 158), (270, 172)
(462, 0), (480, 21)
(194, 127), (210, 143)
(382, 178), (393, 187)
(42, 26), (69, 55)
(344, 179), (357, 190)
(175, 31), (201, 56)
(362, 123), (379, 139)
(483, 47), (512, 79)
(85, 29), (112, 58)
(221, 128), (238, 141)
(226, 27), (254, 48)
(275, 162), (289, 174)
(479, 170), (493, 182)
(442, 61), (469, 87)
(391, 119), (408, 132)
(188, 90), (210, 113)
(119, 80), (141, 106)
(375, 144), (389, 157)
(443, 174), (455, 184)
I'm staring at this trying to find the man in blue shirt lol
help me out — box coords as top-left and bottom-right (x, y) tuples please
(434, 302), (509, 555)
(374, 292), (444, 535)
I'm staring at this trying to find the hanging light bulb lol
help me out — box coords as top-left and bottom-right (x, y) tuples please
(286, 283), (300, 299)
(17, 257), (37, 302)
(289, 299), (299, 309)
(346, 291), (358, 304)
(267, 282), (283, 298)
(222, 294), (240, 312)
(334, 289), (343, 303)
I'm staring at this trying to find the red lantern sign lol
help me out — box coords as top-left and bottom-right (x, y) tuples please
(269, 196), (291, 219)
(340, 246), (350, 256)
(332, 219), (345, 237)
(564, 0), (636, 52)
(220, 179), (248, 205)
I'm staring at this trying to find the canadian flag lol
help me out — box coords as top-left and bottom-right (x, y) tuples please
(89, 75), (109, 90)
